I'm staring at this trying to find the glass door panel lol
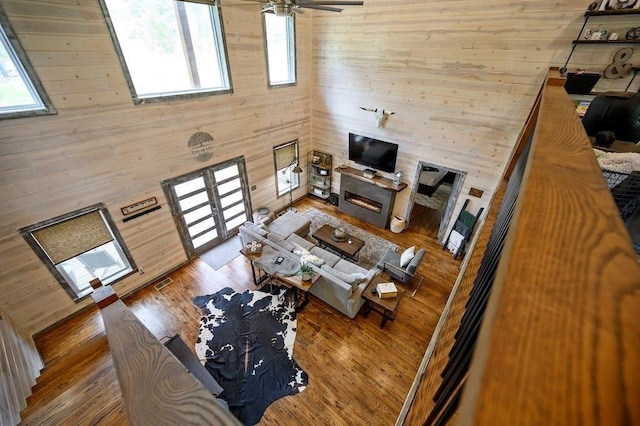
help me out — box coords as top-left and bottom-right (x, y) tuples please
(162, 157), (251, 259)
(164, 174), (222, 257)
(212, 163), (249, 235)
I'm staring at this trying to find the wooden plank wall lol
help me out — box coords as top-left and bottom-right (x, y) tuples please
(0, 306), (44, 425)
(0, 0), (638, 336)
(310, 0), (640, 232)
(0, 0), (312, 334)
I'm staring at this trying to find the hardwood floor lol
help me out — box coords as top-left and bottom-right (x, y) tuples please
(20, 198), (461, 426)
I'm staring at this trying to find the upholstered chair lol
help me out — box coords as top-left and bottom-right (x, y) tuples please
(376, 246), (426, 284)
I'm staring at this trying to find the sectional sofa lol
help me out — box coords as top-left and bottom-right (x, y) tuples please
(238, 211), (378, 318)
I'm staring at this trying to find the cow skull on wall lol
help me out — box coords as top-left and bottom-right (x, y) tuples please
(359, 107), (395, 128)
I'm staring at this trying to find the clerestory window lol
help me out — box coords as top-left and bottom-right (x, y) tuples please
(0, 6), (55, 119)
(263, 13), (296, 87)
(100, 0), (232, 104)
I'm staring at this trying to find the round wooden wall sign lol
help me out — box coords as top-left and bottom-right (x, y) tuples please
(188, 132), (214, 162)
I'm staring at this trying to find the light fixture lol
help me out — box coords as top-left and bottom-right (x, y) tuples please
(284, 158), (303, 212)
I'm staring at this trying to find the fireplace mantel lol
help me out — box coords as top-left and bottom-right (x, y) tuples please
(334, 166), (407, 192)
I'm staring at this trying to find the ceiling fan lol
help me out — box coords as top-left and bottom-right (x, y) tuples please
(177, 0), (364, 16)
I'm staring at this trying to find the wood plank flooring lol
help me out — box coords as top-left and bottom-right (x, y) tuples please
(20, 198), (461, 426)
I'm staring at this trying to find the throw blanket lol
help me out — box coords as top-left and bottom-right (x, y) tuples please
(593, 148), (640, 174)
(194, 288), (307, 425)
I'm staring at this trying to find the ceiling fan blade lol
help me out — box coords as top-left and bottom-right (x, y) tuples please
(175, 0), (218, 5)
(296, 0), (363, 5)
(298, 4), (343, 12)
(292, 7), (305, 14)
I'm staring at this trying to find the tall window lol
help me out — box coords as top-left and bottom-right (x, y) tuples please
(273, 140), (300, 197)
(20, 204), (136, 300)
(0, 6), (55, 119)
(263, 13), (296, 87)
(100, 0), (231, 103)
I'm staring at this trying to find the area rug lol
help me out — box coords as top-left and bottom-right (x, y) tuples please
(415, 182), (452, 211)
(200, 236), (242, 270)
(300, 207), (398, 269)
(194, 287), (307, 426)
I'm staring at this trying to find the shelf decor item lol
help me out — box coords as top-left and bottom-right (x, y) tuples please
(393, 170), (404, 185)
(376, 282), (398, 299)
(297, 263), (316, 281)
(245, 240), (263, 254)
(331, 226), (348, 242)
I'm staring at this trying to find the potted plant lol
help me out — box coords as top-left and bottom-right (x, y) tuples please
(298, 263), (315, 281)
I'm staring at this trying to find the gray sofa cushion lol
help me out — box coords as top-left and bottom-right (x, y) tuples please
(244, 221), (268, 236)
(267, 211), (311, 237)
(267, 232), (295, 252)
(286, 233), (316, 252)
(310, 246), (340, 268)
(321, 264), (357, 287)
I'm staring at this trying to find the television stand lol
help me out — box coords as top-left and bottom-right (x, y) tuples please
(363, 168), (377, 179)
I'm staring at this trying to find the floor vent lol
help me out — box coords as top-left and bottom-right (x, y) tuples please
(154, 277), (173, 291)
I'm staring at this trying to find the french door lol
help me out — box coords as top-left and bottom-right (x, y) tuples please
(162, 157), (251, 259)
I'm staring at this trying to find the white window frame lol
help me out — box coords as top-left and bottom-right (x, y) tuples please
(0, 5), (55, 119)
(20, 204), (136, 301)
(273, 140), (300, 197)
(99, 0), (232, 104)
(263, 13), (296, 87)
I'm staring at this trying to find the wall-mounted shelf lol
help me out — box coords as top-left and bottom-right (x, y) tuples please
(562, 7), (640, 73)
(584, 9), (640, 17)
(572, 39), (640, 44)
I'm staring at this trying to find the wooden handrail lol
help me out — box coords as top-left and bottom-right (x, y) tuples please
(90, 279), (239, 425)
(458, 71), (640, 423)
(400, 69), (640, 425)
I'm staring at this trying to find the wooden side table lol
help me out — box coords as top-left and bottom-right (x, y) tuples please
(239, 248), (269, 286)
(361, 275), (404, 328)
(274, 273), (319, 312)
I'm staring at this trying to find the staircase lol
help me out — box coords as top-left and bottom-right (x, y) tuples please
(0, 310), (43, 426)
(19, 332), (128, 425)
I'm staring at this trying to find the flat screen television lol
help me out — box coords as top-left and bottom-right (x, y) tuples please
(348, 133), (398, 173)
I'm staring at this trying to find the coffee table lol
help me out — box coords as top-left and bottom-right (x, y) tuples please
(362, 274), (404, 328)
(312, 224), (364, 261)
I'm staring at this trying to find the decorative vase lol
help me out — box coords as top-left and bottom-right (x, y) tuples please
(301, 272), (312, 281)
(393, 170), (404, 185)
(331, 226), (348, 242)
(390, 216), (406, 233)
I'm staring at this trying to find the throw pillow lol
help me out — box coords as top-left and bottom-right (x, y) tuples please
(400, 246), (416, 267)
(267, 232), (295, 253)
(247, 221), (268, 236)
(301, 253), (324, 267)
(321, 264), (356, 286)
(293, 245), (310, 257)
(350, 272), (368, 284)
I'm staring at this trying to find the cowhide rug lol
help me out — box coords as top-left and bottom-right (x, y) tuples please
(194, 287), (307, 425)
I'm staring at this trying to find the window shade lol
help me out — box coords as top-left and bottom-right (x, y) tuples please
(32, 211), (113, 264)
(274, 143), (296, 170)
